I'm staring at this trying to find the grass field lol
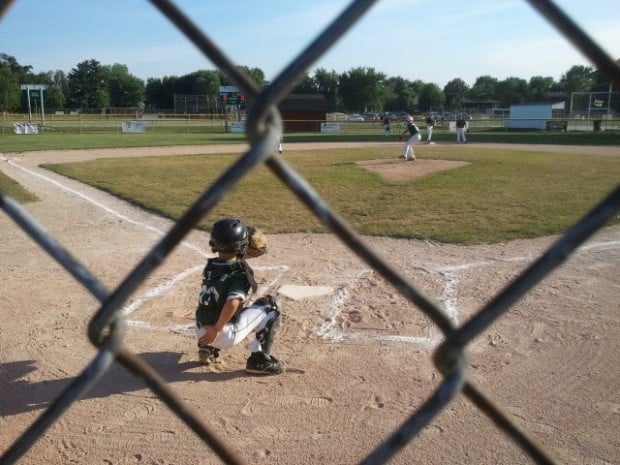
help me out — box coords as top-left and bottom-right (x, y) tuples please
(2, 130), (618, 244)
(35, 144), (620, 244)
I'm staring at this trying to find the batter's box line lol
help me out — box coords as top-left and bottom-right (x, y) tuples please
(315, 269), (442, 349)
(431, 238), (620, 327)
(311, 237), (620, 349)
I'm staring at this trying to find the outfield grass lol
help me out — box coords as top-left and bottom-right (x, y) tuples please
(42, 145), (620, 244)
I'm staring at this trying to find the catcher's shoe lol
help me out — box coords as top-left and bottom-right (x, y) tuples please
(198, 347), (220, 366)
(245, 351), (284, 375)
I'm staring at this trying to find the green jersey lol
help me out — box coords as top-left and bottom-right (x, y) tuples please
(407, 122), (419, 135)
(195, 258), (253, 326)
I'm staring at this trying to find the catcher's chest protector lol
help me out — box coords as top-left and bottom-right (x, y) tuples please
(202, 259), (257, 295)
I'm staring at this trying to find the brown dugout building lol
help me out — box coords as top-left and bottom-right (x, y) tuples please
(279, 94), (327, 133)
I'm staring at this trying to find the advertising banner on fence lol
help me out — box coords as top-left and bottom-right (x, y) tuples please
(122, 121), (146, 133)
(321, 123), (340, 133)
(229, 122), (245, 133)
(13, 122), (39, 134)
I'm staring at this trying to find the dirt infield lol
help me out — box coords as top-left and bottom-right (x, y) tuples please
(1, 142), (618, 465)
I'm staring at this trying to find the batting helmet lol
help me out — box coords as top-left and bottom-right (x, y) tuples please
(209, 217), (249, 255)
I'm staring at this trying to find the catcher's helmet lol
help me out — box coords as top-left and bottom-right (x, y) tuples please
(209, 217), (249, 255)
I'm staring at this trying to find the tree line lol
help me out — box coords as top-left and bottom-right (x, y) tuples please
(0, 52), (614, 115)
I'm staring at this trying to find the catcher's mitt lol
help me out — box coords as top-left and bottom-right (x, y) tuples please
(245, 226), (268, 258)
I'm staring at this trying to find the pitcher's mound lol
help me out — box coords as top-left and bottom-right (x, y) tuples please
(356, 158), (469, 182)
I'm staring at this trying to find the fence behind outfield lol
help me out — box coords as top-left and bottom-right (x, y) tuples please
(1, 0), (619, 464)
(2, 113), (620, 135)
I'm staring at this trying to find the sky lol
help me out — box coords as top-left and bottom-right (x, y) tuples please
(1, 0), (618, 88)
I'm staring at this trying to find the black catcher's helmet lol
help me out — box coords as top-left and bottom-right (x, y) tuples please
(209, 217), (249, 255)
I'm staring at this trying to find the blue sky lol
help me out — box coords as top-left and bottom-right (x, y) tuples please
(1, 1), (618, 88)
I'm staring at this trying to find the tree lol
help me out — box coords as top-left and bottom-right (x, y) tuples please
(495, 77), (528, 107)
(67, 59), (109, 111)
(339, 67), (387, 112)
(469, 75), (499, 101)
(0, 53), (32, 80)
(219, 65), (265, 88)
(527, 76), (556, 102)
(418, 83), (444, 112)
(559, 65), (595, 94)
(105, 63), (144, 108)
(384, 77), (417, 112)
(292, 72), (317, 94)
(0, 67), (20, 111)
(443, 78), (469, 110)
(313, 68), (341, 112)
(144, 76), (178, 111)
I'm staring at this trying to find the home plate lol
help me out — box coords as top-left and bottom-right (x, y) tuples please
(277, 285), (334, 301)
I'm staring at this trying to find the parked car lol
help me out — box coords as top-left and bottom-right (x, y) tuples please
(362, 112), (380, 122)
(393, 111), (412, 121)
(348, 113), (365, 122)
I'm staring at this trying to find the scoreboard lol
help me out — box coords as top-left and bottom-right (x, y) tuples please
(219, 85), (246, 106)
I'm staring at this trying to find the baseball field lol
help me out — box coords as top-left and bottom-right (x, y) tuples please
(1, 139), (619, 464)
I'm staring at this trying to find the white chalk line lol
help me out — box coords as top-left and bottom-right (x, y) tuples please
(317, 238), (619, 350)
(1, 156), (209, 258)
(5, 154), (619, 350)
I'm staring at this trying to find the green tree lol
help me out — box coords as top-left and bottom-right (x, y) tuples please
(144, 76), (178, 111)
(443, 78), (469, 110)
(527, 76), (556, 102)
(219, 65), (265, 87)
(67, 59), (109, 111)
(292, 72), (317, 94)
(495, 76), (528, 107)
(469, 75), (499, 101)
(313, 68), (341, 112)
(384, 77), (417, 112)
(339, 66), (387, 112)
(0, 53), (32, 80)
(559, 65), (595, 94)
(104, 63), (144, 108)
(0, 67), (20, 111)
(418, 82), (444, 112)
(31, 71), (67, 110)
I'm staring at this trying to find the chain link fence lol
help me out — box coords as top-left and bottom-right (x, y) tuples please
(1, 0), (619, 464)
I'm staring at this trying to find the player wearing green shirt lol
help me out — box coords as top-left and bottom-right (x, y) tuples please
(195, 217), (283, 374)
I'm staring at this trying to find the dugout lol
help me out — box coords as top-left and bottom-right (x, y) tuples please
(504, 101), (566, 130)
(279, 94), (327, 133)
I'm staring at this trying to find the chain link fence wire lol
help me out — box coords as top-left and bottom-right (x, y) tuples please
(1, 0), (619, 463)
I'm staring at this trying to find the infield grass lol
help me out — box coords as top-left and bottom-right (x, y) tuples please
(42, 145), (620, 244)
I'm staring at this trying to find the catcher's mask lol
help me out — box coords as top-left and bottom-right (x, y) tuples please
(209, 217), (249, 255)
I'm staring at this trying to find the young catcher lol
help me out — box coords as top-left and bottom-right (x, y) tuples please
(195, 217), (284, 375)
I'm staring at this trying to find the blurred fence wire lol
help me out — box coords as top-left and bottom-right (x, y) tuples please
(1, 0), (619, 463)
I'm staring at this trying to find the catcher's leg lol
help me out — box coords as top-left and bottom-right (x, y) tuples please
(255, 309), (280, 356)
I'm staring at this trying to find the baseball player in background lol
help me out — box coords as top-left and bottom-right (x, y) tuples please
(456, 116), (468, 143)
(399, 116), (421, 161)
(425, 114), (436, 143)
(382, 114), (391, 136)
(195, 217), (284, 375)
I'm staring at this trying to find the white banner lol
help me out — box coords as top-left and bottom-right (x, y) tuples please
(13, 122), (39, 134)
(229, 122), (245, 133)
(321, 123), (341, 133)
(122, 121), (145, 133)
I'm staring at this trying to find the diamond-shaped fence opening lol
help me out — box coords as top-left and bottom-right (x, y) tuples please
(1, 0), (619, 464)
